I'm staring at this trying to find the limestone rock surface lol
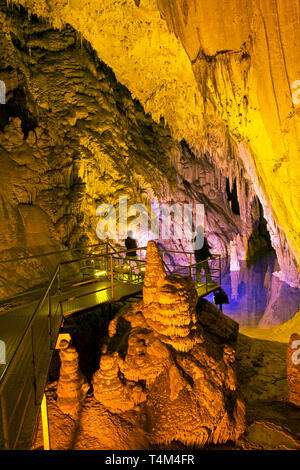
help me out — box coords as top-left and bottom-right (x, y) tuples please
(0, 4), (263, 299)
(10, 0), (300, 285)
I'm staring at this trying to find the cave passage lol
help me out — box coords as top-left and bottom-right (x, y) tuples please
(0, 0), (300, 453)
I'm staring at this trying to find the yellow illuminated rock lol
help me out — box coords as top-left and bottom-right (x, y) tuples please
(11, 0), (300, 285)
(90, 241), (246, 447)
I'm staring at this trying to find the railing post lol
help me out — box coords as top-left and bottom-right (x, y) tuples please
(58, 264), (61, 294)
(190, 253), (193, 279)
(41, 394), (50, 450)
(0, 394), (9, 450)
(58, 265), (64, 319)
(110, 255), (114, 297)
(219, 255), (221, 286)
(106, 243), (109, 276)
(48, 291), (53, 350)
(31, 324), (38, 405)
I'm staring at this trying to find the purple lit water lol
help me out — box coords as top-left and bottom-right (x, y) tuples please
(206, 254), (300, 329)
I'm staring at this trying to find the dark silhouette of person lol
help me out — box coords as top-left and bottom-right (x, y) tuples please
(194, 227), (212, 283)
(125, 231), (138, 257)
(124, 231), (138, 279)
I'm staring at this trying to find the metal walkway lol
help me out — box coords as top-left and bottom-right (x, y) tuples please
(0, 242), (221, 450)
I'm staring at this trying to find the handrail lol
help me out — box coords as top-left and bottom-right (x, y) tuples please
(0, 245), (147, 389)
(171, 255), (222, 294)
(171, 255), (221, 272)
(0, 242), (107, 266)
(0, 264), (60, 392)
(59, 246), (147, 267)
(0, 242), (137, 305)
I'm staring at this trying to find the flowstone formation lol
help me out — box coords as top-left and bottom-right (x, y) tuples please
(90, 241), (246, 448)
(0, 4), (264, 299)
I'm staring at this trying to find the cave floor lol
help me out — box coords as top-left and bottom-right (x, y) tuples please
(30, 331), (300, 451)
(235, 334), (300, 450)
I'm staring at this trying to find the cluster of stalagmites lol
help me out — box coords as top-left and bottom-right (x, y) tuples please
(90, 241), (246, 448)
(55, 241), (246, 447)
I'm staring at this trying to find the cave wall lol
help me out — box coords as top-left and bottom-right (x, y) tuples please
(9, 0), (300, 286)
(0, 4), (178, 294)
(157, 0), (300, 285)
(1, 4), (260, 295)
(1, 0), (300, 289)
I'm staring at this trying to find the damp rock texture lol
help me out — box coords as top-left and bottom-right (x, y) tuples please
(88, 241), (246, 449)
(56, 339), (89, 418)
(11, 0), (300, 286)
(0, 3), (263, 299)
(287, 333), (300, 407)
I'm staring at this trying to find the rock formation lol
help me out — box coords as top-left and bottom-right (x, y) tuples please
(56, 339), (89, 418)
(9, 0), (300, 287)
(90, 241), (246, 448)
(142, 241), (202, 352)
(0, 3), (267, 299)
(93, 350), (146, 412)
(287, 333), (300, 407)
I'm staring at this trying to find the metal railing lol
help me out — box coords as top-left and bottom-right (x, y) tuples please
(0, 243), (147, 449)
(171, 255), (222, 294)
(0, 265), (62, 450)
(0, 243), (221, 450)
(0, 242), (115, 306)
(58, 247), (148, 310)
(158, 247), (194, 273)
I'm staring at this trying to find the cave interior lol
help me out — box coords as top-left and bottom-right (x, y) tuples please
(0, 0), (299, 452)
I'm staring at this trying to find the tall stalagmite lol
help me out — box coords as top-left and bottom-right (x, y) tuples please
(89, 241), (246, 448)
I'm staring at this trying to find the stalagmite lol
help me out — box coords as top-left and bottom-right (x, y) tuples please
(89, 241), (246, 448)
(143, 240), (167, 305)
(92, 351), (146, 412)
(56, 339), (89, 418)
(230, 240), (240, 271)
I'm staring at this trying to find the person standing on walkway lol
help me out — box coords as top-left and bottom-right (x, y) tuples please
(194, 227), (212, 283)
(124, 231), (138, 278)
(125, 231), (138, 257)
